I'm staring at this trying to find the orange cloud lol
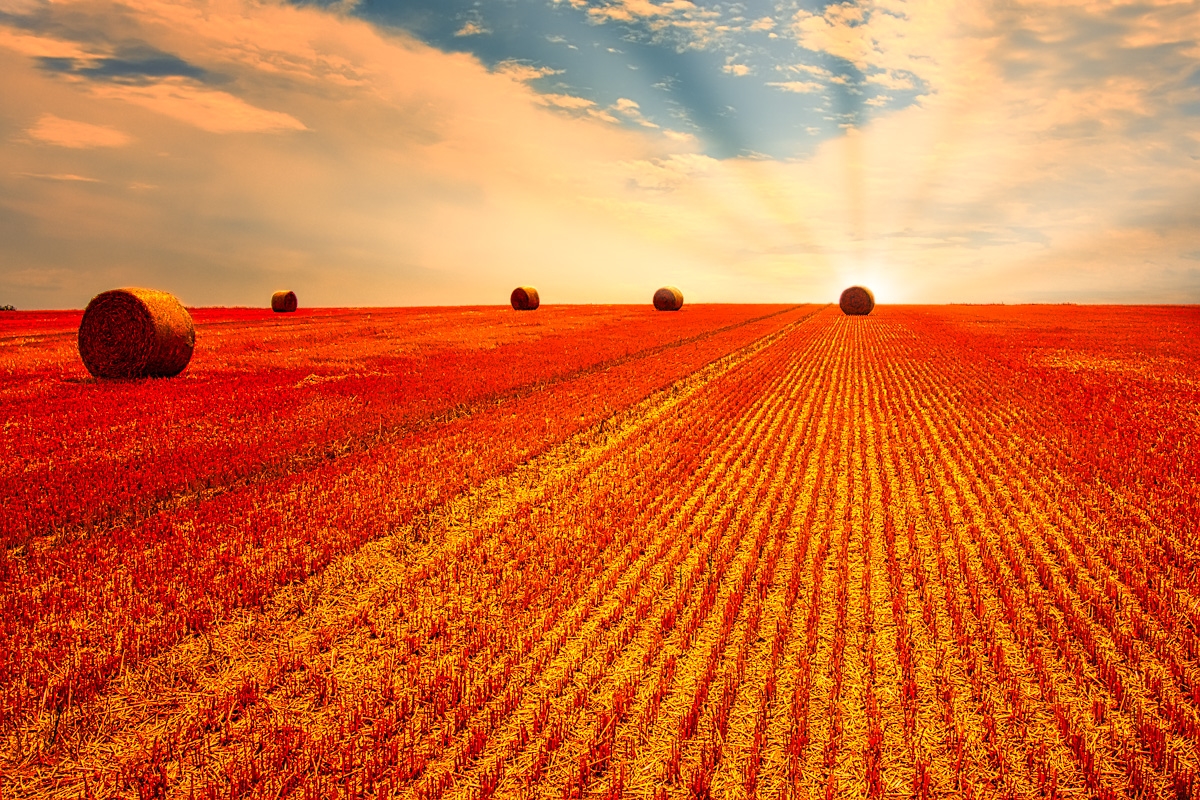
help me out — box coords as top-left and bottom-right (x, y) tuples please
(0, 0), (705, 307)
(89, 80), (306, 133)
(25, 114), (131, 148)
(17, 172), (101, 182)
(0, 29), (92, 59)
(1, 0), (1199, 309)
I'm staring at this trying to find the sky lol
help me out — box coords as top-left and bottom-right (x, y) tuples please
(1, 0), (1199, 308)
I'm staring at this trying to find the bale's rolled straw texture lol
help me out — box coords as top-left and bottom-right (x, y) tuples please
(272, 290), (298, 313)
(839, 285), (875, 316)
(78, 288), (195, 379)
(653, 286), (684, 311)
(510, 286), (540, 311)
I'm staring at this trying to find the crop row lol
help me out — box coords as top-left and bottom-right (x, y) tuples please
(914, 305), (1200, 557)
(2, 304), (795, 545)
(93, 311), (900, 798)
(6, 305), (1200, 799)
(1, 305), (816, 755)
(7, 302), (834, 797)
(871, 311), (1200, 798)
(192, 301), (833, 799)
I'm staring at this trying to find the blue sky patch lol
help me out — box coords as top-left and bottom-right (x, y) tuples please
(336, 0), (922, 159)
(35, 45), (213, 84)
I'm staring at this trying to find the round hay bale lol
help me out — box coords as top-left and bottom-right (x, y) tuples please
(78, 288), (195, 379)
(510, 286), (540, 311)
(271, 290), (298, 313)
(653, 286), (684, 311)
(839, 285), (875, 316)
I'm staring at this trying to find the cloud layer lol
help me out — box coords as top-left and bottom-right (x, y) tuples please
(0, 0), (1198, 308)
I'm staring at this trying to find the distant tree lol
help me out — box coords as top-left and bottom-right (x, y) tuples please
(0, 304), (14, 311)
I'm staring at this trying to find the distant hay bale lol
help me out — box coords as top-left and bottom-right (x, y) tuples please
(272, 290), (298, 313)
(839, 286), (875, 316)
(510, 286), (540, 311)
(78, 288), (195, 379)
(653, 286), (684, 311)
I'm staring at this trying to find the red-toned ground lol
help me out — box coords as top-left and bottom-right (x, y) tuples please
(2, 304), (1198, 799)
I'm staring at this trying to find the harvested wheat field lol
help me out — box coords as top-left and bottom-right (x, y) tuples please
(3, 303), (1200, 800)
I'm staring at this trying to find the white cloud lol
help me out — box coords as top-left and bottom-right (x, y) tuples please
(536, 93), (598, 110)
(587, 0), (698, 23)
(767, 80), (822, 93)
(623, 152), (718, 190)
(454, 21), (489, 37)
(663, 129), (698, 145)
(783, 63), (831, 78)
(583, 0), (731, 52)
(866, 71), (913, 90)
(612, 97), (659, 127)
(791, 6), (876, 71)
(494, 61), (561, 83)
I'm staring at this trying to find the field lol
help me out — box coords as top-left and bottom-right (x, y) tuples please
(2, 303), (1199, 800)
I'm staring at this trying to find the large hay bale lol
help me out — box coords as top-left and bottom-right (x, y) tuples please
(78, 288), (195, 379)
(510, 286), (540, 311)
(653, 286), (684, 311)
(272, 290), (298, 313)
(839, 285), (875, 316)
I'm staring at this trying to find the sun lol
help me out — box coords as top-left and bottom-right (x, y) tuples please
(839, 268), (898, 305)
